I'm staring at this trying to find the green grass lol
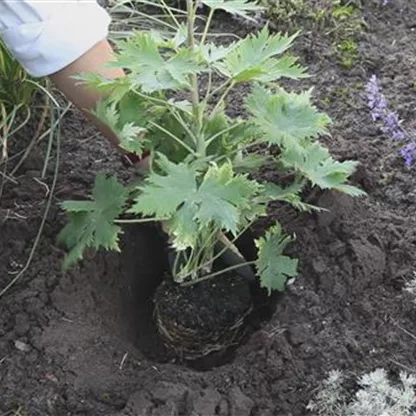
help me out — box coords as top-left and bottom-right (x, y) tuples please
(0, 39), (51, 166)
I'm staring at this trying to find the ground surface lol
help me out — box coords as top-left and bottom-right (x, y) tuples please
(1, 1), (416, 415)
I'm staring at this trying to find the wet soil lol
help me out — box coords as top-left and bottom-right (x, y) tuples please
(2, 1), (416, 415)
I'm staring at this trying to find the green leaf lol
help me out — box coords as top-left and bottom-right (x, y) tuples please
(202, 0), (263, 20)
(119, 123), (147, 154)
(73, 73), (130, 101)
(215, 28), (306, 83)
(131, 158), (260, 249)
(59, 174), (128, 269)
(115, 33), (202, 93)
(247, 86), (331, 151)
(130, 155), (198, 218)
(263, 182), (322, 212)
(199, 43), (237, 64)
(255, 224), (298, 294)
(280, 142), (366, 196)
(196, 163), (259, 231)
(92, 99), (148, 155)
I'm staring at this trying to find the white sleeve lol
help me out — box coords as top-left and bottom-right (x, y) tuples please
(0, 1), (111, 77)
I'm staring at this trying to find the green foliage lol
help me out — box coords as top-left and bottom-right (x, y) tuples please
(214, 28), (307, 83)
(60, 0), (365, 292)
(202, 0), (263, 19)
(59, 174), (128, 269)
(259, 0), (306, 25)
(255, 224), (298, 293)
(0, 38), (50, 163)
(246, 86), (330, 152)
(0, 39), (38, 108)
(336, 39), (359, 69)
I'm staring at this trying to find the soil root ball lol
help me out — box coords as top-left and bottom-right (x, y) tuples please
(153, 273), (253, 361)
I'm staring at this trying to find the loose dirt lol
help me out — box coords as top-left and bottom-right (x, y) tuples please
(1, 1), (416, 415)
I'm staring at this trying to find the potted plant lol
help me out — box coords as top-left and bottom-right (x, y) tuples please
(59, 0), (364, 360)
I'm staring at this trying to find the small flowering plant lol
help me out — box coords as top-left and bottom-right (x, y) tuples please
(366, 74), (416, 166)
(59, 0), (364, 292)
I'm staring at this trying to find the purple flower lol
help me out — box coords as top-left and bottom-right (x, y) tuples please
(381, 111), (406, 140)
(366, 75), (388, 121)
(366, 74), (415, 166)
(400, 142), (416, 167)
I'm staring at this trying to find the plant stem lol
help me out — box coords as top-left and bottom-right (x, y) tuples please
(115, 217), (168, 224)
(148, 120), (197, 155)
(169, 109), (198, 145)
(210, 81), (235, 117)
(205, 121), (244, 147)
(178, 221), (255, 281)
(186, 0), (204, 156)
(181, 261), (256, 286)
(208, 79), (232, 103)
(200, 8), (215, 45)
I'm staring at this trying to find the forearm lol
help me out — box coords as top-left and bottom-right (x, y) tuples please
(49, 40), (125, 149)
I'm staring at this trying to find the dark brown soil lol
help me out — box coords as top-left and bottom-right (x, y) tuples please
(2, 1), (416, 415)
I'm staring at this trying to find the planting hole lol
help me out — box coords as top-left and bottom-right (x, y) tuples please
(97, 224), (277, 371)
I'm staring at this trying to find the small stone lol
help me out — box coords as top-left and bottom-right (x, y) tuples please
(218, 399), (229, 416)
(229, 387), (254, 416)
(312, 259), (326, 274)
(152, 382), (189, 414)
(14, 313), (30, 336)
(288, 324), (311, 346)
(122, 391), (153, 416)
(14, 340), (30, 352)
(152, 401), (178, 416)
(193, 388), (222, 416)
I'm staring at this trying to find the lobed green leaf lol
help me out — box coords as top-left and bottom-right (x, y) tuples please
(255, 223), (298, 294)
(59, 174), (128, 269)
(247, 85), (331, 152)
(215, 27), (306, 83)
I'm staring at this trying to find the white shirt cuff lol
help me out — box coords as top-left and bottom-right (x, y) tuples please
(0, 1), (111, 77)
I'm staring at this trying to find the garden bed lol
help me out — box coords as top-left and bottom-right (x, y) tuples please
(1, 1), (416, 415)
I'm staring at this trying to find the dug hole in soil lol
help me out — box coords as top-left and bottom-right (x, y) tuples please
(2, 1), (416, 415)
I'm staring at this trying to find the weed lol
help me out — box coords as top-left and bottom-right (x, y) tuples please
(337, 39), (359, 69)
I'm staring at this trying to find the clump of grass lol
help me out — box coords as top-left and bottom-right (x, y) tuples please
(0, 39), (51, 166)
(259, 0), (306, 25)
(337, 39), (359, 69)
(307, 368), (416, 415)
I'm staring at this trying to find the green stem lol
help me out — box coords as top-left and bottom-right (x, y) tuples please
(181, 261), (256, 287)
(186, 0), (204, 156)
(210, 81), (235, 117)
(203, 70), (213, 104)
(205, 121), (244, 147)
(200, 8), (215, 45)
(148, 121), (197, 155)
(169, 109), (198, 145)
(207, 79), (231, 103)
(8, 106), (30, 137)
(159, 0), (183, 29)
(178, 221), (255, 281)
(115, 217), (168, 224)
